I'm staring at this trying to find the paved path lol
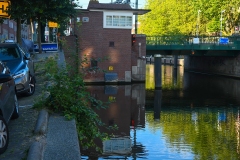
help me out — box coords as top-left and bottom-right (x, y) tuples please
(43, 115), (81, 160)
(28, 51), (81, 160)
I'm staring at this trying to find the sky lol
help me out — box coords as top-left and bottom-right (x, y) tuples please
(81, 0), (146, 9)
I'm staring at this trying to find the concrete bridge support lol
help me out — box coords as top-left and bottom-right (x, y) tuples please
(174, 55), (178, 69)
(154, 54), (162, 89)
(184, 53), (240, 78)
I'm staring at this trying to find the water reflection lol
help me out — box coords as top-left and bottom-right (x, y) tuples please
(82, 84), (146, 159)
(154, 89), (162, 120)
(146, 64), (184, 90)
(82, 64), (240, 160)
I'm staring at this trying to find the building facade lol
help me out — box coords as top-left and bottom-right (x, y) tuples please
(69, 0), (150, 83)
(0, 19), (31, 42)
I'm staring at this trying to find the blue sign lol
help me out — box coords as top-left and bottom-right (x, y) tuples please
(34, 43), (58, 52)
(219, 38), (229, 44)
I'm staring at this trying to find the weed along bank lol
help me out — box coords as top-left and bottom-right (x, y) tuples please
(61, 0), (150, 83)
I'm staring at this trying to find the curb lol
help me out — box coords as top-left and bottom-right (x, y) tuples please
(34, 110), (49, 135)
(27, 142), (44, 160)
(27, 109), (49, 160)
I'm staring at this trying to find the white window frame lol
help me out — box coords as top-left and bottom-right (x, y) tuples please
(103, 11), (133, 29)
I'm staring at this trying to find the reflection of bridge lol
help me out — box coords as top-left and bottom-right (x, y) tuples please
(146, 36), (240, 56)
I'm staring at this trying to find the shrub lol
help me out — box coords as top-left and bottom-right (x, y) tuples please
(34, 56), (117, 150)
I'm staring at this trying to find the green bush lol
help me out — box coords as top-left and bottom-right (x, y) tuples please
(34, 56), (117, 150)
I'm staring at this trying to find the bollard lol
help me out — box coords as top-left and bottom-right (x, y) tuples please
(154, 54), (162, 89)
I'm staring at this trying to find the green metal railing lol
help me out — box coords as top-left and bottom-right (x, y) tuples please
(146, 36), (240, 50)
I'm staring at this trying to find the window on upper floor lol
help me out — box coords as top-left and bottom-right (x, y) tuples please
(103, 12), (133, 29)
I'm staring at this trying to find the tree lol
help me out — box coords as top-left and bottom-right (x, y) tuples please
(139, 0), (240, 36)
(8, 0), (76, 52)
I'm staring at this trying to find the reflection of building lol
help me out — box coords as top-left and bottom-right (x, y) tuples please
(103, 138), (131, 154)
(85, 84), (145, 156)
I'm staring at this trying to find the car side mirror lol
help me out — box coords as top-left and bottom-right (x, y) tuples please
(0, 74), (13, 83)
(24, 53), (31, 60)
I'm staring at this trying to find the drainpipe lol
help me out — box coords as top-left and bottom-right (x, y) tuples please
(135, 0), (138, 34)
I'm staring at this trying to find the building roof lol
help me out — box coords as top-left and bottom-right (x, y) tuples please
(87, 2), (150, 15)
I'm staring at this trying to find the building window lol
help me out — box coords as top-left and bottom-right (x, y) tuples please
(104, 12), (133, 29)
(82, 17), (89, 22)
(3, 20), (8, 24)
(91, 59), (98, 68)
(113, 15), (119, 26)
(119, 16), (125, 26)
(9, 21), (13, 28)
(126, 16), (132, 26)
(109, 41), (114, 47)
(106, 16), (112, 26)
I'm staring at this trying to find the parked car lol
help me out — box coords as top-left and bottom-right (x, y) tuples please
(0, 43), (35, 96)
(0, 61), (19, 154)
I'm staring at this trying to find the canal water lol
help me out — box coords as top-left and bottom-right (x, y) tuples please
(81, 64), (240, 160)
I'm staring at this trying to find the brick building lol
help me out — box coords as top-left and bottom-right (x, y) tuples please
(69, 0), (150, 83)
(0, 19), (31, 42)
(0, 19), (17, 42)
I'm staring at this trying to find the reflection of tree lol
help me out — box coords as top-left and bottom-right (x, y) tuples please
(146, 109), (240, 159)
(146, 64), (184, 90)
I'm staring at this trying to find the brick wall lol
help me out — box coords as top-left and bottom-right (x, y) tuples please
(131, 35), (146, 81)
(131, 34), (146, 66)
(0, 20), (17, 42)
(75, 11), (132, 83)
(60, 35), (78, 75)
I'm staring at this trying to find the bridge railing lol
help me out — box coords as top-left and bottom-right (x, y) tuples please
(146, 36), (240, 46)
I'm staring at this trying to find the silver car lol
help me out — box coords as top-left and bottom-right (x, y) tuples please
(0, 43), (35, 96)
(0, 61), (19, 154)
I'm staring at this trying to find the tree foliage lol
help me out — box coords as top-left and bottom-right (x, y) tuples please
(6, 0), (76, 50)
(139, 0), (240, 36)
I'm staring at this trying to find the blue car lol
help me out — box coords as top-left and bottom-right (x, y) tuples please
(0, 61), (19, 154)
(0, 43), (35, 96)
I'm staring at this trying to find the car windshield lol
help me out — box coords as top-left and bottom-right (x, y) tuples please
(0, 47), (20, 61)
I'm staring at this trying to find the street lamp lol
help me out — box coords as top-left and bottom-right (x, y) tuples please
(220, 10), (225, 37)
(196, 10), (201, 37)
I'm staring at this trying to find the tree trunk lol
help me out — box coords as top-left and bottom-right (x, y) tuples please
(17, 18), (22, 45)
(37, 16), (42, 53)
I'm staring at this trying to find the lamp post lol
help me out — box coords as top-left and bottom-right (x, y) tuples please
(196, 10), (201, 37)
(220, 10), (225, 37)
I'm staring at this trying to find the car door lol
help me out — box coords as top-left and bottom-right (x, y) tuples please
(0, 63), (14, 122)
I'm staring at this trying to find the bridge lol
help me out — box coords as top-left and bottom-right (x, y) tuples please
(146, 36), (240, 56)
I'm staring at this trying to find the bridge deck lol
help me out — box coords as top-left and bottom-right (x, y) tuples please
(146, 36), (240, 51)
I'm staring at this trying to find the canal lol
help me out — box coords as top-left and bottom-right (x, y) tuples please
(81, 64), (240, 160)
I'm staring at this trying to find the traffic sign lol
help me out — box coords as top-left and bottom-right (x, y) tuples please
(0, 1), (10, 18)
(48, 22), (58, 28)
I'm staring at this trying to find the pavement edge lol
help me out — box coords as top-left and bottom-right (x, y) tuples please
(27, 109), (49, 160)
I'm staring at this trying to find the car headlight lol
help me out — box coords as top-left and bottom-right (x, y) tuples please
(13, 70), (27, 79)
